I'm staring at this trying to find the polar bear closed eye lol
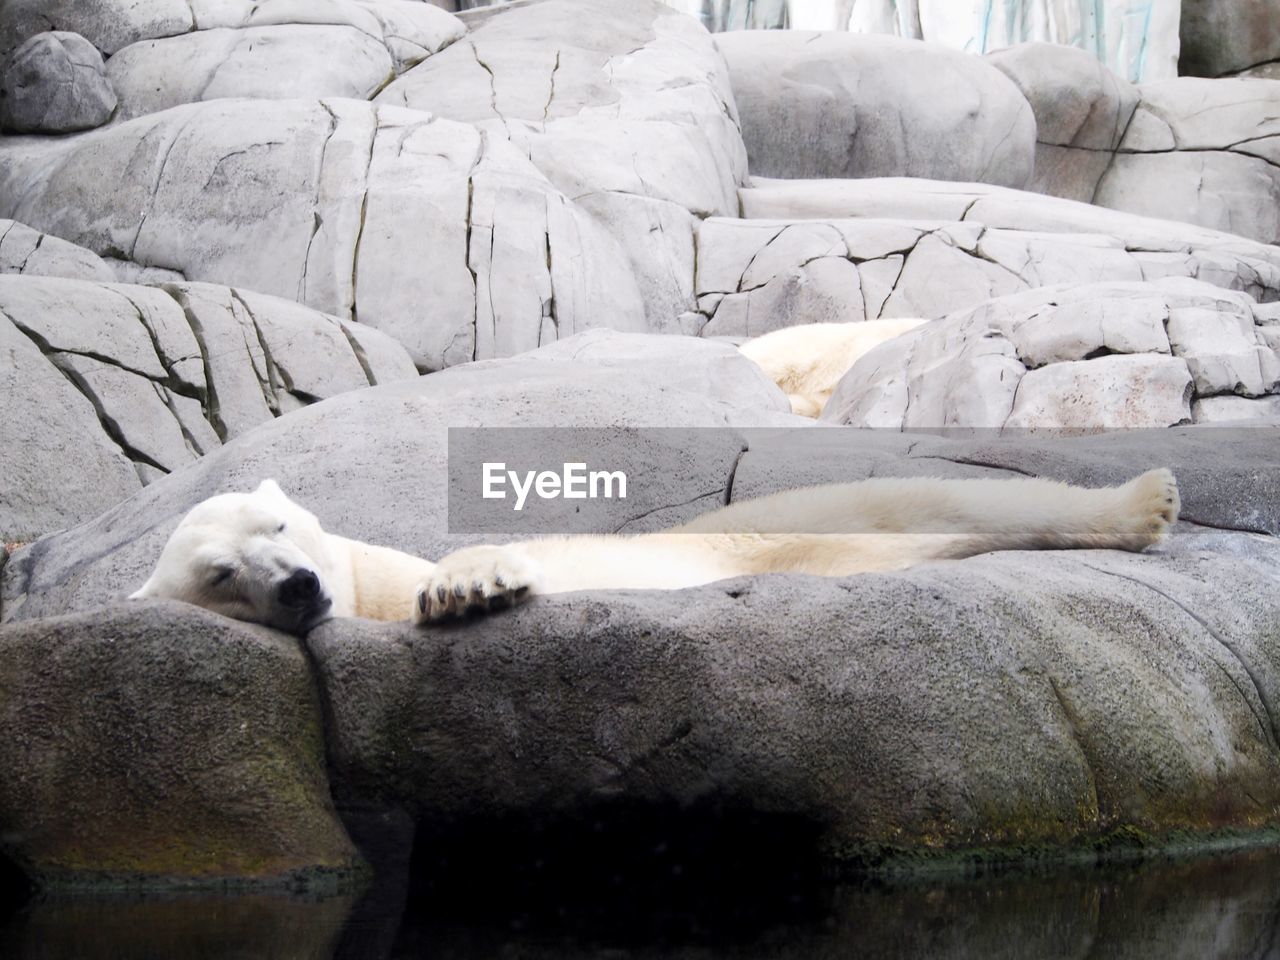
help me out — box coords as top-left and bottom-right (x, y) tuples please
(131, 471), (1180, 634)
(129, 480), (347, 634)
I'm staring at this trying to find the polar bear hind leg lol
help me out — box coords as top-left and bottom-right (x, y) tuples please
(414, 470), (1179, 622)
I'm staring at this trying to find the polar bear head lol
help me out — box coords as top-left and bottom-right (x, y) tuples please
(130, 479), (345, 634)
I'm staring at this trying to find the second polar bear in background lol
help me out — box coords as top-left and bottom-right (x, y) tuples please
(131, 470), (1181, 631)
(740, 318), (928, 417)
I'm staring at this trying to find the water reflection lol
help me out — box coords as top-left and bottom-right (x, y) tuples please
(3, 846), (1280, 959)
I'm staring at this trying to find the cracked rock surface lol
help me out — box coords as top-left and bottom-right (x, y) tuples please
(377, 0), (749, 327)
(105, 0), (465, 120)
(822, 279), (1280, 429)
(0, 98), (646, 370)
(1095, 78), (1280, 245)
(0, 219), (115, 282)
(700, 178), (1280, 337)
(0, 31), (117, 134)
(987, 42), (1140, 204)
(0, 273), (416, 541)
(715, 30), (1036, 188)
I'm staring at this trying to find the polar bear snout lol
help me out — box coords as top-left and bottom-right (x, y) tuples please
(277, 568), (321, 609)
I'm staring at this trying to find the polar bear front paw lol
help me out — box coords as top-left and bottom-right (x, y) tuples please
(1119, 468), (1181, 547)
(413, 545), (538, 624)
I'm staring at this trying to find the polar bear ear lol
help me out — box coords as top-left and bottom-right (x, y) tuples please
(255, 478), (287, 499)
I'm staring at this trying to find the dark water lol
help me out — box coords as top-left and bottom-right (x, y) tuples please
(3, 845), (1280, 959)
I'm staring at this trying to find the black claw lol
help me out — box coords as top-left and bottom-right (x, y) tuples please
(417, 590), (427, 615)
(436, 584), (447, 603)
(452, 583), (467, 599)
(494, 574), (507, 588)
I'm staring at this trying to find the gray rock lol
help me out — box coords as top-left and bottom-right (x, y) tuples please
(987, 42), (1139, 203)
(693, 207), (1280, 337)
(1182, 0), (1280, 79)
(307, 540), (1280, 864)
(0, 219), (114, 281)
(822, 280), (1280, 431)
(377, 0), (748, 330)
(0, 274), (417, 540)
(1006, 355), (1194, 430)
(0, 330), (802, 623)
(0, 98), (646, 370)
(737, 177), (1280, 306)
(0, 304), (142, 543)
(106, 1), (465, 121)
(0, 32), (116, 134)
(0, 600), (363, 890)
(1094, 78), (1280, 246)
(715, 30), (1035, 187)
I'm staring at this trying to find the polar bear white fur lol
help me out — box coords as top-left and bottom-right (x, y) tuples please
(739, 319), (929, 417)
(131, 471), (1181, 632)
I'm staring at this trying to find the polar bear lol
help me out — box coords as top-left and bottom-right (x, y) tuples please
(739, 318), (929, 417)
(131, 470), (1181, 633)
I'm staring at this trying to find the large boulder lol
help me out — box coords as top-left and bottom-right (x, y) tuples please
(0, 98), (646, 369)
(377, 0), (748, 326)
(1181, 0), (1280, 79)
(1094, 78), (1280, 246)
(106, 0), (465, 121)
(821, 279), (1280, 430)
(0, 273), (416, 541)
(0, 330), (798, 622)
(309, 536), (1280, 866)
(0, 32), (116, 134)
(0, 600), (363, 890)
(715, 30), (1035, 188)
(987, 42), (1139, 203)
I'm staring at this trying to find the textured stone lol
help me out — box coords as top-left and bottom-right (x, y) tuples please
(1006, 355), (1194, 430)
(0, 601), (362, 890)
(0, 98), (645, 370)
(0, 220), (114, 282)
(987, 42), (1139, 203)
(738, 178), (1280, 306)
(307, 539), (1280, 864)
(694, 203), (1280, 338)
(1095, 79), (1280, 246)
(378, 0), (747, 327)
(106, 1), (465, 121)
(0, 274), (416, 539)
(1181, 0), (1280, 79)
(822, 280), (1279, 431)
(716, 30), (1035, 187)
(0, 32), (116, 134)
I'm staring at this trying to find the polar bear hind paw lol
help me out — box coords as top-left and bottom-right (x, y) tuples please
(1122, 468), (1180, 546)
(413, 545), (537, 623)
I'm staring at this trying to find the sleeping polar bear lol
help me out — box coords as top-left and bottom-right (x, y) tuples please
(739, 318), (929, 417)
(130, 470), (1181, 633)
